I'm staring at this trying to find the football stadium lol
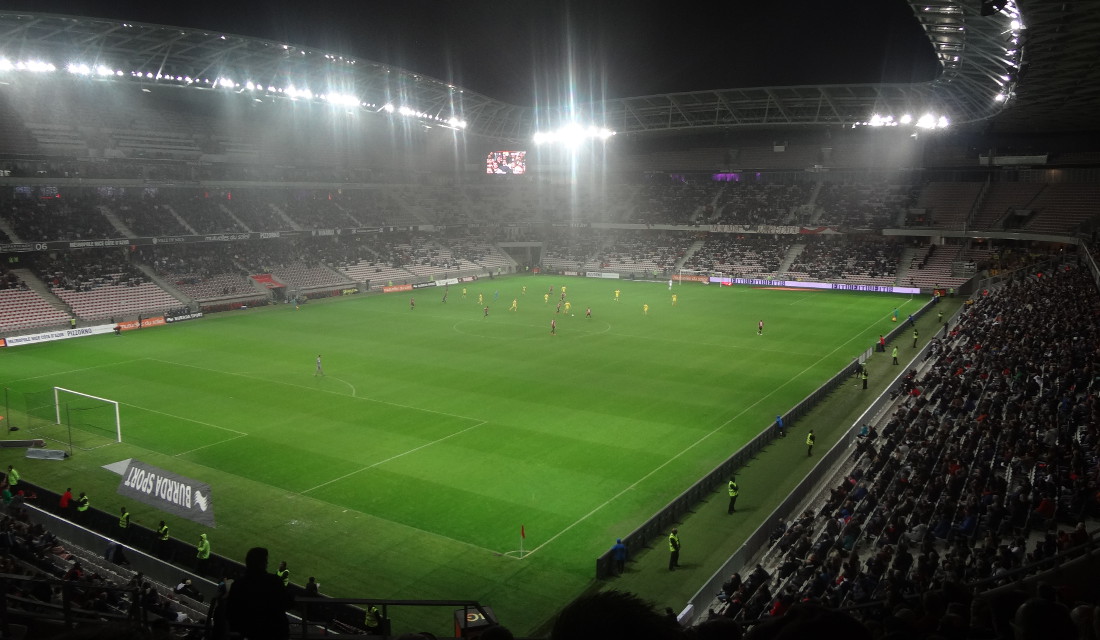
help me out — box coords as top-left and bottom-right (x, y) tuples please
(1, 1), (1099, 638)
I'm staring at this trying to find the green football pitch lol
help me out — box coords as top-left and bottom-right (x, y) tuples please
(0, 275), (923, 635)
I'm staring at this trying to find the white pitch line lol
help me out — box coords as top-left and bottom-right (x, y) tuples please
(300, 420), (487, 494)
(121, 402), (248, 436)
(522, 312), (887, 557)
(148, 358), (484, 424)
(93, 432), (500, 556)
(2, 358), (149, 384)
(329, 377), (358, 397)
(575, 321), (613, 338)
(175, 433), (248, 457)
(451, 318), (613, 340)
(605, 329), (807, 355)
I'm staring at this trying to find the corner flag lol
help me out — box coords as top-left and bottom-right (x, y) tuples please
(521, 525), (526, 539)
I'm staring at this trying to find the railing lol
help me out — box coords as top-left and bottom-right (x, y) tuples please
(293, 598), (494, 639)
(2, 498), (505, 638)
(0, 572), (207, 639)
(972, 253), (1073, 292)
(0, 571), (496, 640)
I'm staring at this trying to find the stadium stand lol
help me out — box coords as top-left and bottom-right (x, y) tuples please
(1022, 184), (1100, 235)
(137, 244), (256, 301)
(281, 195), (359, 230)
(164, 193), (246, 235)
(634, 176), (721, 225)
(681, 235), (793, 279)
(813, 181), (914, 229)
(705, 266), (1099, 635)
(785, 237), (904, 286)
(26, 250), (182, 322)
(901, 245), (971, 290)
(711, 182), (809, 226)
(108, 194), (192, 237)
(2, 194), (120, 243)
(0, 267), (72, 333)
(541, 230), (691, 276)
(969, 183), (1047, 232)
(916, 182), (984, 230)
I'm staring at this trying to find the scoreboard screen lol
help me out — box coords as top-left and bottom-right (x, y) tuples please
(486, 150), (526, 175)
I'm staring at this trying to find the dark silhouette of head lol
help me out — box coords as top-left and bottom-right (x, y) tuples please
(1014, 597), (1075, 640)
(244, 546), (269, 572)
(744, 603), (870, 640)
(551, 590), (684, 640)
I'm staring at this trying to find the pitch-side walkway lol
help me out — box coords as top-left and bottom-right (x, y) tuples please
(555, 299), (961, 632)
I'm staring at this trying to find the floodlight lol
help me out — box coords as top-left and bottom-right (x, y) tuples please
(0, 59), (12, 71)
(559, 123), (586, 147)
(916, 114), (936, 129)
(324, 92), (359, 107)
(937, 116), (949, 128)
(900, 114), (913, 124)
(382, 103), (395, 113)
(1010, 19), (1021, 30)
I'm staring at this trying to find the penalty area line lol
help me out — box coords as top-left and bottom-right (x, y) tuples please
(175, 434), (248, 457)
(300, 420), (488, 495)
(149, 358), (483, 425)
(85, 426), (501, 557)
(3, 358), (150, 384)
(119, 402), (248, 436)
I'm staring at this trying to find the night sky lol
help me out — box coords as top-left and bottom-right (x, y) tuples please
(10, 0), (939, 106)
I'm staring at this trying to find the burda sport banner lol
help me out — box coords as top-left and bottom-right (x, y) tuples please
(117, 460), (216, 527)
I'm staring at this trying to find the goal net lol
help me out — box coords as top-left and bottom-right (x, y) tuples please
(674, 269), (713, 285)
(53, 387), (121, 449)
(2, 387), (119, 453)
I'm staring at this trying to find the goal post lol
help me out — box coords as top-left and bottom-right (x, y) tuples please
(54, 387), (121, 443)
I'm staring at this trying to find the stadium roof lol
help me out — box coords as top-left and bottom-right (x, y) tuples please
(983, 0), (1100, 133)
(0, 1), (1096, 142)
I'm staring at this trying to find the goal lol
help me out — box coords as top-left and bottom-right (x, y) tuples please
(54, 387), (122, 444)
(674, 268), (712, 285)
